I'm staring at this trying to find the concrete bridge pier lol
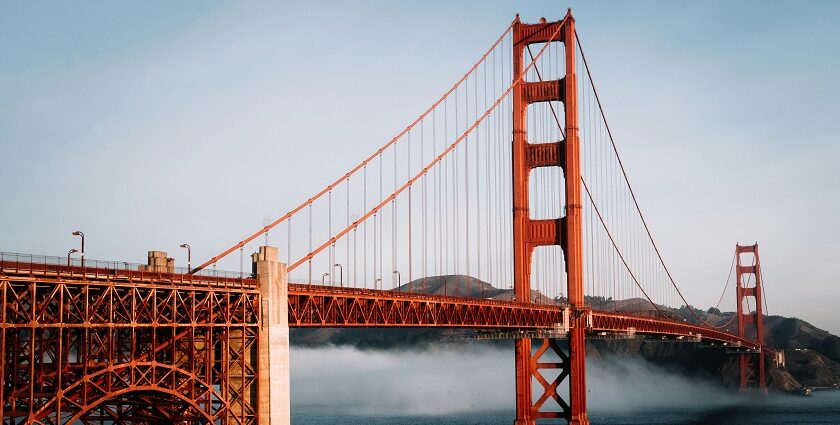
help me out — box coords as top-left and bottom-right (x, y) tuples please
(253, 246), (291, 425)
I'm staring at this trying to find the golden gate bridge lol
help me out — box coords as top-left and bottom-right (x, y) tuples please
(1, 10), (776, 425)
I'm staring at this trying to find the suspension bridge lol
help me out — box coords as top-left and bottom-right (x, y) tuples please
(1, 10), (778, 425)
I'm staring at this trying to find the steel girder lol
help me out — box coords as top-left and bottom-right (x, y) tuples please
(288, 284), (567, 328)
(0, 269), (260, 425)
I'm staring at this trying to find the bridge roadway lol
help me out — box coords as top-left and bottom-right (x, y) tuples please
(287, 283), (766, 352)
(0, 256), (766, 353)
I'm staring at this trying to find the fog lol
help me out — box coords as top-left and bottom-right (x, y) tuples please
(291, 345), (512, 415)
(586, 353), (734, 412)
(290, 344), (736, 416)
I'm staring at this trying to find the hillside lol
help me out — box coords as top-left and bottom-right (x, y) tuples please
(291, 275), (840, 391)
(392, 274), (554, 303)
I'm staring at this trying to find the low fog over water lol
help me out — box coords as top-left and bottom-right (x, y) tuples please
(290, 345), (736, 415)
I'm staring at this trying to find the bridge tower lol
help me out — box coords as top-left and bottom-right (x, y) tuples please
(735, 243), (767, 393)
(512, 10), (589, 425)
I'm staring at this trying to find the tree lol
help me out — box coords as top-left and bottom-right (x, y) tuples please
(820, 335), (840, 363)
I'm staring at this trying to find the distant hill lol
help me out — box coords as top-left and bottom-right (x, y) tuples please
(393, 275), (555, 303)
(291, 275), (840, 391)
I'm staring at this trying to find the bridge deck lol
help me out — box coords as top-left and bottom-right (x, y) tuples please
(0, 259), (768, 354)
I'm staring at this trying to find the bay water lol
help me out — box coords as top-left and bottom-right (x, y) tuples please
(293, 392), (840, 424)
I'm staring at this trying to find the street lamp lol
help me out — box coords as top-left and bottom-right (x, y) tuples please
(179, 243), (191, 273)
(67, 249), (78, 267)
(393, 270), (401, 290)
(322, 272), (330, 286)
(375, 278), (382, 290)
(72, 231), (84, 267)
(334, 263), (343, 287)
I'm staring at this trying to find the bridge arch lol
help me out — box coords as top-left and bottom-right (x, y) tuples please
(64, 386), (217, 424)
(30, 362), (226, 424)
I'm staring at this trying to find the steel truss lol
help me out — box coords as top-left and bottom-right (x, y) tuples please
(0, 267), (260, 425)
(288, 284), (567, 328)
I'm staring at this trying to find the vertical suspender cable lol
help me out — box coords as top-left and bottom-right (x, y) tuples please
(308, 202), (313, 284)
(364, 165), (367, 287)
(465, 79), (471, 281)
(422, 120), (427, 289)
(328, 190), (332, 285)
(408, 130), (413, 288)
(454, 87), (460, 277)
(347, 179), (350, 286)
(393, 139), (398, 289)
(483, 55), (490, 295)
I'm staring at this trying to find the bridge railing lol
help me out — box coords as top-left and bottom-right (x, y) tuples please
(0, 251), (258, 289)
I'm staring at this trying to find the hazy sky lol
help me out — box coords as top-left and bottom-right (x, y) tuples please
(2, 1), (838, 333)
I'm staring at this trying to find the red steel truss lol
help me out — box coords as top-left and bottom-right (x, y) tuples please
(287, 284), (766, 351)
(289, 284), (567, 328)
(2, 256), (772, 423)
(0, 260), (260, 425)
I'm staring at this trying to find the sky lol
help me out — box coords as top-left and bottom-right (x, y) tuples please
(1, 1), (839, 334)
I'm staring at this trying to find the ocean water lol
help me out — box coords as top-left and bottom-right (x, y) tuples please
(293, 391), (840, 424)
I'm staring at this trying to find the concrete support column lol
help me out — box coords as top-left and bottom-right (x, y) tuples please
(253, 246), (290, 425)
(138, 250), (174, 273)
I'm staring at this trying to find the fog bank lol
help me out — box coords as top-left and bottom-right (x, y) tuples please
(290, 345), (735, 415)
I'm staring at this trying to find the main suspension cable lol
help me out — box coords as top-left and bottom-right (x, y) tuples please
(576, 31), (733, 328)
(190, 20), (518, 274)
(287, 17), (569, 272)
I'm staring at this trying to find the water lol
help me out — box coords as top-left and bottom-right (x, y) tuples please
(293, 391), (840, 424)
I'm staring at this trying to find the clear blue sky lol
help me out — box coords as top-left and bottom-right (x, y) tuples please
(2, 1), (838, 333)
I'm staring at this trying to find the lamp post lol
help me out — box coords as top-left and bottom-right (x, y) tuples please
(72, 231), (84, 267)
(179, 243), (191, 273)
(322, 272), (330, 286)
(393, 270), (401, 291)
(375, 278), (382, 290)
(334, 263), (343, 287)
(67, 249), (78, 267)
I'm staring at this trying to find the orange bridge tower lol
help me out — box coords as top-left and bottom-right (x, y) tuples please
(735, 243), (767, 393)
(511, 10), (589, 425)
